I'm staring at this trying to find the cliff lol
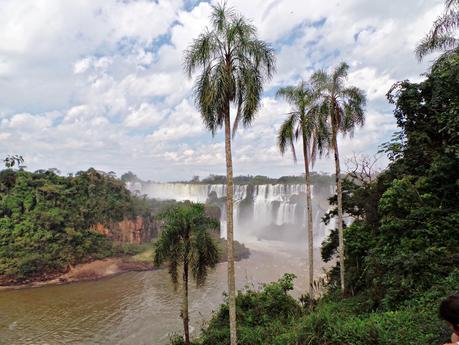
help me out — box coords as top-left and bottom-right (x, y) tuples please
(92, 205), (220, 244)
(92, 216), (160, 244)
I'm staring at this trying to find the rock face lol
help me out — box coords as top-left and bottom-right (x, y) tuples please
(92, 216), (159, 244)
(92, 204), (225, 244)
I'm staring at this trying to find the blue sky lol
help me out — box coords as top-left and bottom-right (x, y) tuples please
(0, 0), (443, 181)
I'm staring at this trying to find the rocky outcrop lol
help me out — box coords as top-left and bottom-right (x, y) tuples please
(92, 216), (160, 244)
(92, 204), (221, 244)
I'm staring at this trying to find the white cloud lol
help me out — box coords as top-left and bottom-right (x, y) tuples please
(147, 100), (203, 143)
(0, 0), (446, 180)
(348, 68), (395, 101)
(124, 103), (163, 128)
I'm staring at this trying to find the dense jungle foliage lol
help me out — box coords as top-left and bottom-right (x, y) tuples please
(172, 48), (459, 345)
(171, 271), (458, 345)
(322, 49), (459, 308)
(0, 168), (154, 282)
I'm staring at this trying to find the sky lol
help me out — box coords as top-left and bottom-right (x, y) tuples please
(0, 0), (444, 181)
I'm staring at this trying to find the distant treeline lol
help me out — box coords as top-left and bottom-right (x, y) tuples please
(121, 171), (337, 187)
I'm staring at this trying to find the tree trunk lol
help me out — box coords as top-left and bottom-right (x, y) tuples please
(182, 261), (190, 345)
(333, 129), (345, 292)
(224, 106), (237, 345)
(302, 133), (314, 299)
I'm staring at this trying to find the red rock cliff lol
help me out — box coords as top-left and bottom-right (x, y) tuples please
(92, 216), (159, 244)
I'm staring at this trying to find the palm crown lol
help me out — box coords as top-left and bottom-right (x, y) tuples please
(277, 81), (329, 163)
(311, 62), (366, 137)
(154, 202), (219, 288)
(184, 3), (275, 136)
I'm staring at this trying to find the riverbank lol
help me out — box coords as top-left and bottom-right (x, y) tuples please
(0, 237), (250, 291)
(0, 256), (154, 291)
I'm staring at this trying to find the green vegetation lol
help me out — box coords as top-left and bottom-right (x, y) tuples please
(171, 38), (459, 345)
(154, 202), (220, 345)
(322, 49), (459, 308)
(172, 271), (458, 345)
(0, 168), (155, 283)
(184, 3), (275, 344)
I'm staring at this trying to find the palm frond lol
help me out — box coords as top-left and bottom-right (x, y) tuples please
(211, 2), (235, 34)
(276, 86), (298, 106)
(332, 62), (349, 91)
(238, 65), (263, 128)
(446, 0), (459, 8)
(154, 203), (219, 290)
(190, 228), (219, 287)
(184, 30), (219, 77)
(310, 69), (329, 91)
(278, 112), (299, 162)
(416, 1), (459, 60)
(416, 35), (459, 60)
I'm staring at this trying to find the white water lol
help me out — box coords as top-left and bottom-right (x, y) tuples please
(130, 182), (335, 247)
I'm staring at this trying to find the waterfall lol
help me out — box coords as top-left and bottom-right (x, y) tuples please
(133, 182), (334, 246)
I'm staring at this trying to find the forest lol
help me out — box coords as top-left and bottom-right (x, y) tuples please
(172, 41), (459, 345)
(0, 168), (154, 282)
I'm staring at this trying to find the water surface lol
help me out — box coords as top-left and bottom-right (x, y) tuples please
(0, 241), (324, 345)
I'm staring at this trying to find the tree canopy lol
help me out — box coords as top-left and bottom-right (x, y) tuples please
(0, 168), (156, 282)
(322, 49), (459, 307)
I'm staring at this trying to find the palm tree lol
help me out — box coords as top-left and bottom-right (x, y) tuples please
(416, 0), (459, 60)
(184, 4), (275, 343)
(154, 202), (219, 345)
(311, 63), (366, 292)
(276, 81), (328, 298)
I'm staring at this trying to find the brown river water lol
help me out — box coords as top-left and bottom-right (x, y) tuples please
(0, 241), (325, 345)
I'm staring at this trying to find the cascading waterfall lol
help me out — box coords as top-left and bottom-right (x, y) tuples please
(132, 182), (334, 246)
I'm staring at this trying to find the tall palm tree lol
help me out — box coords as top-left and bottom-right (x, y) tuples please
(154, 202), (219, 345)
(416, 0), (459, 60)
(276, 81), (328, 298)
(311, 63), (366, 292)
(184, 4), (275, 343)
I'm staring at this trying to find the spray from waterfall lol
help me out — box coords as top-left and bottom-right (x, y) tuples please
(129, 181), (335, 247)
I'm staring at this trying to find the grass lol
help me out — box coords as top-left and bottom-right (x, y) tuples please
(128, 236), (250, 264)
(132, 247), (155, 262)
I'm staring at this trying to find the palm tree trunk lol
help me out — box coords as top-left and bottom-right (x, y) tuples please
(332, 129), (345, 292)
(302, 133), (314, 299)
(182, 261), (190, 345)
(224, 105), (237, 345)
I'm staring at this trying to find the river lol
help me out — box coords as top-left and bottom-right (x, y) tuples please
(0, 241), (325, 345)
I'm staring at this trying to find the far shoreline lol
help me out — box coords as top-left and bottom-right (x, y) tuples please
(0, 257), (154, 292)
(0, 241), (251, 292)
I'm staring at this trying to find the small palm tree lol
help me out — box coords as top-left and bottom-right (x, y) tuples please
(154, 202), (219, 345)
(184, 3), (275, 343)
(311, 63), (366, 292)
(416, 0), (459, 60)
(276, 81), (328, 298)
